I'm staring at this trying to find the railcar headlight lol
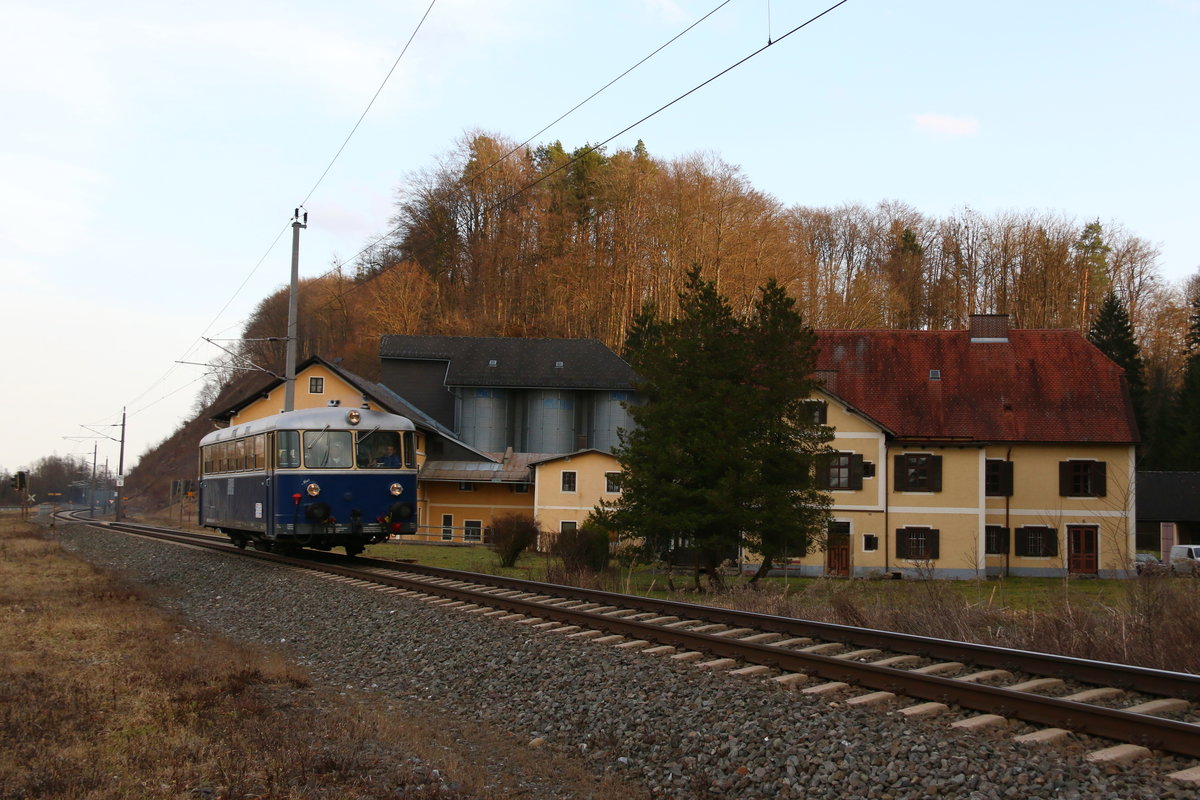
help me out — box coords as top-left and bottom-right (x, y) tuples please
(346, 409), (361, 425)
(389, 483), (404, 496)
(306, 482), (321, 497)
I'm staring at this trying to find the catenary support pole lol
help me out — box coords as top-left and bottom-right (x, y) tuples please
(283, 208), (307, 413)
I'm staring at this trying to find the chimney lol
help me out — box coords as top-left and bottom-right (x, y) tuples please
(969, 314), (1009, 343)
(813, 369), (838, 395)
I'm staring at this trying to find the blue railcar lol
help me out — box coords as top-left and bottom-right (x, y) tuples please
(198, 406), (418, 555)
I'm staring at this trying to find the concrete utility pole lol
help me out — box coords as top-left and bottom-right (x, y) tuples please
(90, 443), (97, 519)
(114, 407), (126, 522)
(283, 208), (308, 413)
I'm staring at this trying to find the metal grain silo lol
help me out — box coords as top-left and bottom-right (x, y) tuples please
(524, 390), (576, 453)
(457, 388), (510, 452)
(590, 390), (637, 453)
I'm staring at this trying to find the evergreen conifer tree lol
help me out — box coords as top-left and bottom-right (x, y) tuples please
(1170, 287), (1200, 470)
(1087, 290), (1148, 446)
(609, 269), (831, 588)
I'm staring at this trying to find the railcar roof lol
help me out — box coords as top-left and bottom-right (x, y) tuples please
(200, 406), (415, 446)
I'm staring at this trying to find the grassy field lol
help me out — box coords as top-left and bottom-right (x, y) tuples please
(0, 517), (637, 799)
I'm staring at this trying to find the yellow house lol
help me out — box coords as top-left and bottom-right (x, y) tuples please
(774, 316), (1139, 579)
(530, 450), (623, 543)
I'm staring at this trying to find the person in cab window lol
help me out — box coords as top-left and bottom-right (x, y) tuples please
(376, 445), (401, 468)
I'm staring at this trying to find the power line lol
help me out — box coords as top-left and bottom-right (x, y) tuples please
(300, 0), (439, 207)
(311, 0), (853, 305)
(176, 0), (734, 355)
(115, 4), (440, 423)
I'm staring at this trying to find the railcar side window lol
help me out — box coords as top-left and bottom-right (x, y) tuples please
(277, 431), (300, 468)
(305, 430), (353, 468)
(403, 431), (416, 468)
(253, 434), (266, 470)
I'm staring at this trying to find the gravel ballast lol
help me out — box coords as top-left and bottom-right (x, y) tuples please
(58, 526), (1198, 799)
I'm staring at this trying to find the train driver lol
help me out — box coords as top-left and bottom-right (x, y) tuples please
(375, 445), (402, 468)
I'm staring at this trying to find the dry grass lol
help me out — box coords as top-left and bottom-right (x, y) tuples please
(0, 519), (638, 799)
(697, 573), (1200, 674)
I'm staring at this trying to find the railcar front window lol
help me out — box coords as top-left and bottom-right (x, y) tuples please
(277, 431), (300, 468)
(357, 430), (403, 468)
(305, 430), (353, 468)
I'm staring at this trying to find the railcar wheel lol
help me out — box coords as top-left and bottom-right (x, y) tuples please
(231, 536), (248, 549)
(345, 542), (364, 557)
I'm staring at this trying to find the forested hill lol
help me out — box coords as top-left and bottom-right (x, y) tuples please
(126, 132), (1198, 511)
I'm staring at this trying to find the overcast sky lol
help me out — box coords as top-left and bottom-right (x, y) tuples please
(2, 0), (1198, 478)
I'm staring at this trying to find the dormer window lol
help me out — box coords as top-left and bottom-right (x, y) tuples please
(929, 370), (941, 381)
(487, 359), (498, 367)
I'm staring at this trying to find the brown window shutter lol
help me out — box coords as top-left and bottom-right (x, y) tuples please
(896, 528), (910, 559)
(1094, 461), (1107, 497)
(894, 455), (907, 492)
(1058, 461), (1071, 496)
(850, 454), (864, 491)
(928, 529), (940, 560)
(1000, 461), (1014, 496)
(1014, 528), (1029, 557)
(929, 455), (943, 492)
(1045, 530), (1059, 558)
(816, 452), (834, 489)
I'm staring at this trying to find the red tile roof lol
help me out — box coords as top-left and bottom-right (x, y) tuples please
(814, 329), (1139, 444)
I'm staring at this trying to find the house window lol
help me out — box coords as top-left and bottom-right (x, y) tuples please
(1059, 460), (1106, 497)
(561, 471), (577, 492)
(458, 481), (474, 492)
(985, 460), (1013, 497)
(805, 400), (828, 425)
(309, 377), (324, 394)
(1015, 526), (1058, 558)
(896, 527), (940, 560)
(862, 534), (878, 552)
(511, 484), (530, 494)
(441, 514), (453, 541)
(464, 520), (482, 542)
(605, 472), (621, 493)
(560, 520), (578, 534)
(824, 452), (864, 490)
(985, 525), (1010, 555)
(894, 454), (942, 492)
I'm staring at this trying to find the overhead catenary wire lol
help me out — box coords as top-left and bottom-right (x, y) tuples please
(308, 0), (853, 308)
(179, 0), (738, 364)
(106, 0), (853, 442)
(113, 3), (440, 424)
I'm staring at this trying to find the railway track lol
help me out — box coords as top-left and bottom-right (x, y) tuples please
(66, 514), (1200, 777)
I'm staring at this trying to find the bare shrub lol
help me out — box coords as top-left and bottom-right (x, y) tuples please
(488, 513), (540, 568)
(552, 520), (611, 574)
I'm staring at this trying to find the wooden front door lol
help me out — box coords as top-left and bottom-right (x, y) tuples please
(826, 522), (851, 577)
(1068, 525), (1098, 574)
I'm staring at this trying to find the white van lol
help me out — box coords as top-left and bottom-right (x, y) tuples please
(1169, 544), (1200, 575)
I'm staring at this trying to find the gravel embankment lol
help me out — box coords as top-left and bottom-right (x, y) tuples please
(57, 526), (1197, 800)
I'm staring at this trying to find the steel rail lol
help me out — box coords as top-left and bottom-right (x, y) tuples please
(343, 555), (1200, 702)
(73, 518), (1200, 758)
